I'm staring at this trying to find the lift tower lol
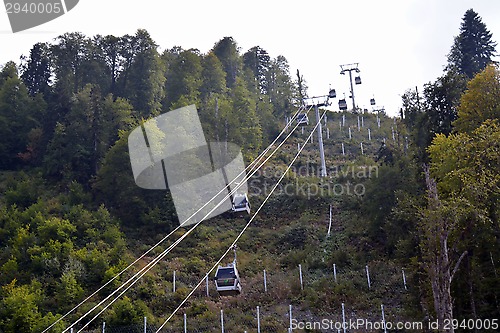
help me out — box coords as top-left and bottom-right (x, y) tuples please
(340, 63), (361, 112)
(303, 88), (336, 177)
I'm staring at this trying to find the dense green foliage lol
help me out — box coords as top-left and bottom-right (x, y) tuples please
(0, 9), (499, 332)
(0, 30), (310, 332)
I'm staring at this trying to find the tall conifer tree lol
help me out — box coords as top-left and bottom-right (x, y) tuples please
(447, 9), (497, 78)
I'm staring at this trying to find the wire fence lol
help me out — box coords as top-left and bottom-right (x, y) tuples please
(72, 259), (412, 333)
(77, 302), (407, 333)
(163, 259), (409, 296)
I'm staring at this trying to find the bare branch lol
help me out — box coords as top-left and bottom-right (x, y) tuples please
(451, 250), (468, 281)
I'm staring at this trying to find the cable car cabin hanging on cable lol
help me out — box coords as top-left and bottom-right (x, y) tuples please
(215, 247), (242, 296)
(232, 193), (250, 214)
(338, 99), (348, 111)
(214, 263), (242, 296)
(296, 113), (309, 126)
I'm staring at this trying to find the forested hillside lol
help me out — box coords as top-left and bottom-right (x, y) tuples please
(0, 9), (499, 333)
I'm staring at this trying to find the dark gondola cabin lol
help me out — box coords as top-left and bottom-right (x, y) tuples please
(215, 263), (242, 296)
(339, 99), (348, 111)
(296, 114), (309, 126)
(370, 98), (376, 105)
(232, 193), (250, 214)
(355, 76), (362, 85)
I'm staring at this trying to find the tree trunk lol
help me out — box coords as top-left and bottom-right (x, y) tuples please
(214, 97), (220, 144)
(467, 256), (478, 332)
(428, 229), (454, 332)
(423, 166), (467, 332)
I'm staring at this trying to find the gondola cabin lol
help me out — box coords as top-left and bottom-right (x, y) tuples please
(215, 263), (242, 296)
(339, 99), (348, 111)
(296, 114), (309, 126)
(370, 98), (376, 106)
(355, 76), (362, 85)
(232, 193), (250, 214)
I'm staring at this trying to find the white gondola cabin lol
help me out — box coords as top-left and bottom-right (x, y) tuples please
(215, 262), (242, 296)
(232, 193), (250, 214)
(296, 113), (309, 126)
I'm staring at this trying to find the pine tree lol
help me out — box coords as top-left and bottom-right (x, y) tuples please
(447, 9), (497, 78)
(212, 37), (241, 88)
(267, 55), (294, 117)
(0, 62), (38, 169)
(119, 29), (165, 117)
(20, 42), (52, 97)
(243, 46), (270, 94)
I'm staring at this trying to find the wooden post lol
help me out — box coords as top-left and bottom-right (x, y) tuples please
(327, 205), (332, 237)
(220, 309), (224, 333)
(381, 304), (387, 333)
(263, 270), (267, 293)
(366, 265), (371, 289)
(299, 264), (303, 290)
(206, 274), (209, 297)
(341, 303), (346, 333)
(173, 270), (176, 293)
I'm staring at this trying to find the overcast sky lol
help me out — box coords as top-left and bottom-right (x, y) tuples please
(1, 0), (499, 116)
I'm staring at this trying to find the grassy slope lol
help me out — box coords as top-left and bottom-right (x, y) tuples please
(115, 110), (421, 332)
(0, 110), (421, 333)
